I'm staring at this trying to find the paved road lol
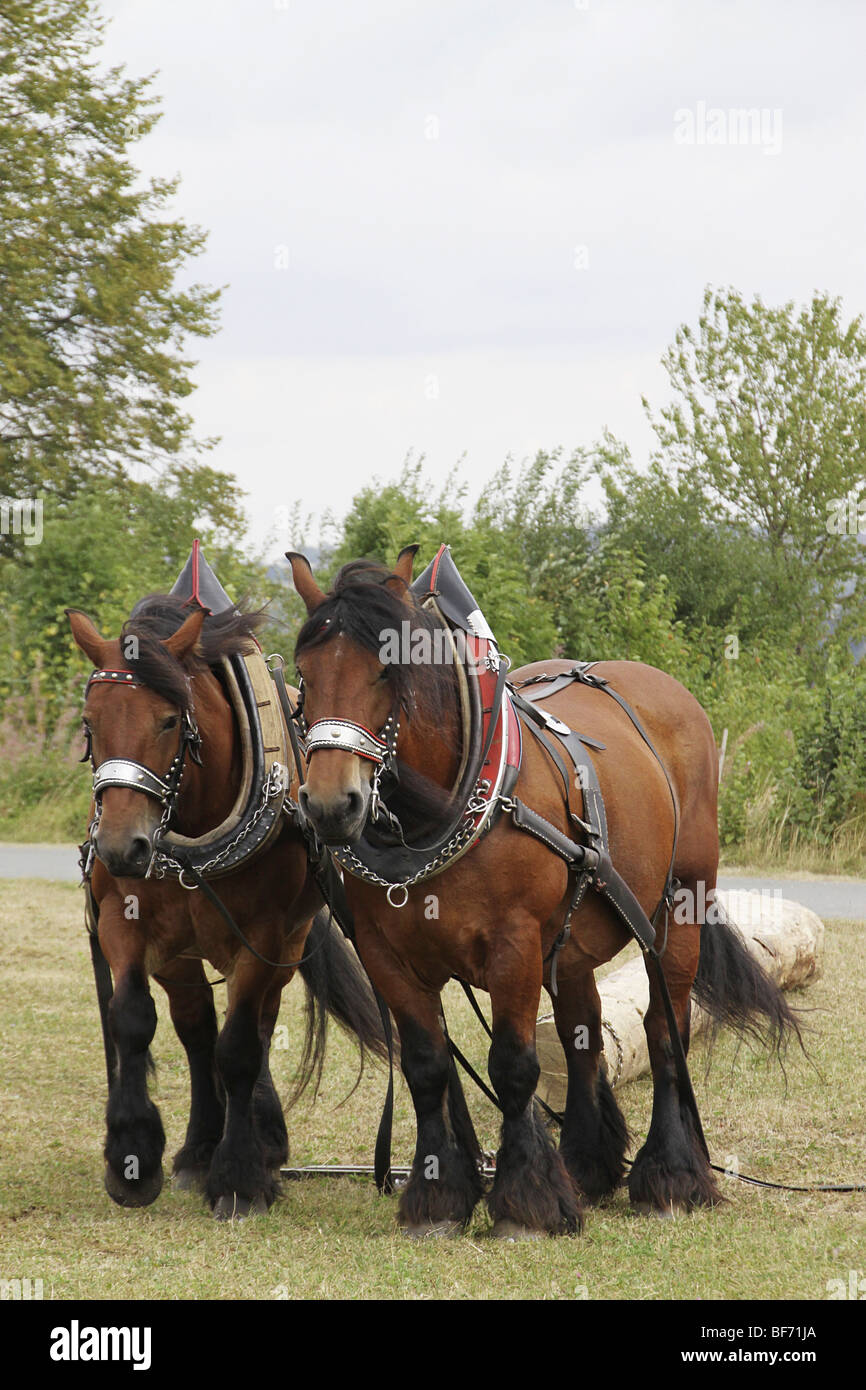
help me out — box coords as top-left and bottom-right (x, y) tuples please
(0, 843), (82, 882)
(716, 875), (865, 921)
(2, 844), (863, 919)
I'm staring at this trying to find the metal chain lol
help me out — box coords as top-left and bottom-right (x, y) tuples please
(149, 762), (288, 881)
(333, 778), (492, 897)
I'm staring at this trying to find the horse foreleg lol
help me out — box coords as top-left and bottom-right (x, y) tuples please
(158, 960), (225, 1192)
(253, 977), (289, 1174)
(99, 897), (165, 1207)
(207, 957), (282, 1220)
(549, 961), (629, 1204)
(487, 941), (583, 1237)
(395, 997), (486, 1237)
(629, 922), (721, 1215)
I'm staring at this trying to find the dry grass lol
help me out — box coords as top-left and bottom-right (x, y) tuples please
(1, 880), (864, 1301)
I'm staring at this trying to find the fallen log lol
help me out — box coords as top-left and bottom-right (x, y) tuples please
(535, 891), (823, 1108)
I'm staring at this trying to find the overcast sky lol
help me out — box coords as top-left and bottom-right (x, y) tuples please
(98, 0), (866, 561)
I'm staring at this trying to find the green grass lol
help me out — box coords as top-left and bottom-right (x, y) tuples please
(1, 880), (864, 1301)
(722, 816), (866, 878)
(0, 764), (91, 843)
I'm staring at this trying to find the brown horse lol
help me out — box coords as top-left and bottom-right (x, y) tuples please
(68, 591), (385, 1219)
(287, 547), (799, 1238)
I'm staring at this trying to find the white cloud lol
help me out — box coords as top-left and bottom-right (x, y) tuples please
(97, 0), (866, 556)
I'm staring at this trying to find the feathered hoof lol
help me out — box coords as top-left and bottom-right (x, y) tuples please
(104, 1163), (163, 1208)
(632, 1201), (680, 1220)
(212, 1192), (270, 1222)
(172, 1166), (208, 1193)
(400, 1220), (463, 1240)
(491, 1219), (546, 1242)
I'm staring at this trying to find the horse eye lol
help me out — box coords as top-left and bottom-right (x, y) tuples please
(161, 715), (179, 732)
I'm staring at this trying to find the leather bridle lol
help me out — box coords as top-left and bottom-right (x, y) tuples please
(81, 667), (203, 878)
(293, 679), (402, 826)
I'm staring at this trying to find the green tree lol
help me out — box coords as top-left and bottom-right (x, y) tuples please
(321, 456), (559, 667)
(645, 286), (866, 658)
(0, 0), (220, 518)
(0, 469), (268, 712)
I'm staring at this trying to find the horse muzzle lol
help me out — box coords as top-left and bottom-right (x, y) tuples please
(93, 826), (155, 879)
(297, 782), (369, 846)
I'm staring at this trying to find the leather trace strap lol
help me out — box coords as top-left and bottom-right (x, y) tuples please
(505, 666), (708, 1158)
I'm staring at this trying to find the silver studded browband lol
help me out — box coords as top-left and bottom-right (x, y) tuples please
(303, 719), (389, 764)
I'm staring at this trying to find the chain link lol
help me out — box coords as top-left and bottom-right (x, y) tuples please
(149, 763), (288, 881)
(333, 777), (493, 898)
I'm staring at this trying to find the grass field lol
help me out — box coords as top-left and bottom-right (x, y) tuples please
(1, 880), (864, 1302)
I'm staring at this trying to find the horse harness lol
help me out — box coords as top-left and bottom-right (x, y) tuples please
(78, 544), (866, 1199)
(279, 544), (706, 1160)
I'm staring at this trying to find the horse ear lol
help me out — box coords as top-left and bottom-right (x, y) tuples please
(162, 606), (207, 661)
(392, 544), (419, 588)
(286, 551), (327, 613)
(66, 609), (110, 669)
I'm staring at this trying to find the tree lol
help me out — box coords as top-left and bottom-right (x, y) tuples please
(644, 287), (866, 656)
(0, 0), (220, 518)
(598, 442), (791, 646)
(322, 456), (559, 667)
(0, 466), (268, 712)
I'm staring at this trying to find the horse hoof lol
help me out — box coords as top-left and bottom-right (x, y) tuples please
(104, 1163), (163, 1208)
(491, 1219), (545, 1242)
(212, 1193), (269, 1222)
(400, 1220), (462, 1239)
(633, 1201), (678, 1220)
(172, 1166), (208, 1193)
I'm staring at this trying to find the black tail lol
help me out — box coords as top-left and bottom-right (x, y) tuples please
(290, 911), (391, 1104)
(691, 902), (805, 1057)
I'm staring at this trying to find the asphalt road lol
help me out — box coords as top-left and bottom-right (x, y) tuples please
(2, 844), (864, 919)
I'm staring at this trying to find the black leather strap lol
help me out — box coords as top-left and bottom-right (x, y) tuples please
(84, 882), (116, 1090)
(510, 798), (598, 869)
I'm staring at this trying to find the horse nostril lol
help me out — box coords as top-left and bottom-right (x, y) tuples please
(344, 790), (363, 820)
(129, 835), (152, 868)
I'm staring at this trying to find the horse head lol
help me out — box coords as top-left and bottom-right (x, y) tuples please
(288, 546), (457, 846)
(68, 596), (250, 879)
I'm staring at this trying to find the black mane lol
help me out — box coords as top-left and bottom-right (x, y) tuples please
(294, 560), (454, 727)
(120, 593), (267, 711)
(295, 560), (459, 830)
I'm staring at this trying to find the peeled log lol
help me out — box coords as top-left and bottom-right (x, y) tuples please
(535, 891), (824, 1108)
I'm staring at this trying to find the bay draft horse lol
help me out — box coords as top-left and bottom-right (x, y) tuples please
(288, 549), (800, 1238)
(67, 594), (386, 1219)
